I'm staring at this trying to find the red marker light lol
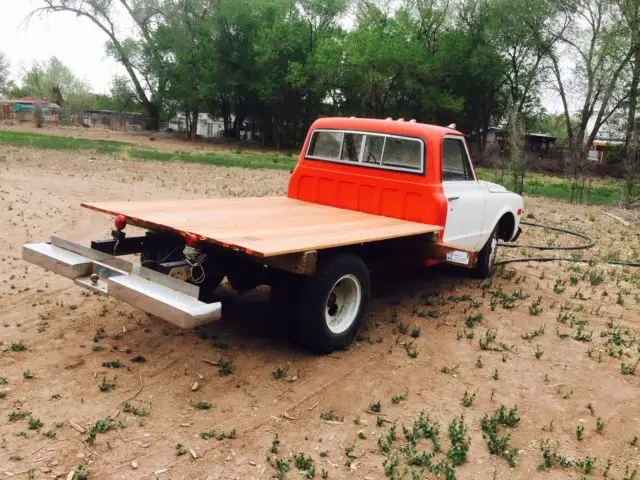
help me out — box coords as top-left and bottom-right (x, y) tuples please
(186, 233), (198, 247)
(517, 208), (523, 216)
(114, 215), (127, 230)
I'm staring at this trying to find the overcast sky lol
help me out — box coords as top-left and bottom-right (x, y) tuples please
(0, 0), (128, 94)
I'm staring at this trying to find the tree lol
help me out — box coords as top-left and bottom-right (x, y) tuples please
(0, 51), (13, 96)
(17, 57), (94, 110)
(488, 0), (559, 116)
(617, 0), (640, 201)
(153, 0), (216, 139)
(550, 0), (636, 203)
(32, 0), (168, 128)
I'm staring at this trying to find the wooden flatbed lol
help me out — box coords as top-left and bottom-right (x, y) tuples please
(82, 197), (441, 258)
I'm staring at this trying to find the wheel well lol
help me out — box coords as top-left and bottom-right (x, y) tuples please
(496, 213), (515, 241)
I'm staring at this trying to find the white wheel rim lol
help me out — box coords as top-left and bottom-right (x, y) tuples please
(325, 274), (362, 334)
(489, 235), (498, 269)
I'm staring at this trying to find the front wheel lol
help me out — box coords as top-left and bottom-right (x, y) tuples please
(473, 227), (498, 278)
(293, 253), (370, 353)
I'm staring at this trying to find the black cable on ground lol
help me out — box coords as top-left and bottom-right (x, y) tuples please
(499, 220), (595, 251)
(495, 220), (640, 268)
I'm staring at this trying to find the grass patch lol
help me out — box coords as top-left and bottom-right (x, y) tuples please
(0, 130), (125, 153)
(476, 168), (638, 205)
(0, 129), (295, 171)
(128, 148), (295, 170)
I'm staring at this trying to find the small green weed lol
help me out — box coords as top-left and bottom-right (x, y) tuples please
(8, 411), (31, 422)
(192, 400), (213, 410)
(462, 389), (476, 407)
(272, 366), (288, 379)
(102, 360), (122, 369)
(28, 417), (43, 430)
(9, 343), (27, 352)
(98, 377), (116, 392)
(320, 410), (344, 422)
(86, 418), (120, 445)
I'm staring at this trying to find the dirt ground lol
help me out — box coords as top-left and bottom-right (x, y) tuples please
(0, 145), (639, 480)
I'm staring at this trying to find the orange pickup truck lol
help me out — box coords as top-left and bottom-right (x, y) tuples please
(23, 117), (523, 352)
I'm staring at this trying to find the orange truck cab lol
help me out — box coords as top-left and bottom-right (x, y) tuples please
(23, 117), (523, 354)
(290, 117), (522, 257)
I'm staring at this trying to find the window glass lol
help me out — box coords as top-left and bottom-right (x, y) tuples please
(381, 137), (422, 170)
(306, 130), (425, 174)
(442, 138), (475, 181)
(340, 133), (364, 162)
(362, 135), (384, 164)
(307, 131), (343, 159)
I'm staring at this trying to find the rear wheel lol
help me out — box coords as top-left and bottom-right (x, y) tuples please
(293, 253), (370, 353)
(474, 227), (498, 278)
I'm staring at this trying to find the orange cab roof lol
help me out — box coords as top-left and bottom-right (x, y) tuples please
(310, 117), (463, 141)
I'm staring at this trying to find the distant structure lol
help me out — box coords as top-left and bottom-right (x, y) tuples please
(482, 127), (557, 155)
(81, 109), (146, 131)
(0, 96), (61, 124)
(167, 112), (255, 140)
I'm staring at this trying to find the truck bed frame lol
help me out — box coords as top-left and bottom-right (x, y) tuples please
(81, 197), (442, 257)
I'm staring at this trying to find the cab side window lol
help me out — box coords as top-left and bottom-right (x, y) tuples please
(442, 137), (475, 181)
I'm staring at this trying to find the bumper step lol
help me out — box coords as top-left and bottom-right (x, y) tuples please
(23, 241), (221, 329)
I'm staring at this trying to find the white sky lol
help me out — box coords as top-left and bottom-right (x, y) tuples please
(0, 0), (128, 94)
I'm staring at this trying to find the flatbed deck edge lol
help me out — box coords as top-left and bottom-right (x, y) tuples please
(81, 198), (443, 259)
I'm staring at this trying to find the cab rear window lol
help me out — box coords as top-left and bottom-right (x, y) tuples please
(306, 129), (424, 174)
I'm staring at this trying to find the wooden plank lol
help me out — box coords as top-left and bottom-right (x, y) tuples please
(260, 250), (318, 275)
(82, 197), (441, 258)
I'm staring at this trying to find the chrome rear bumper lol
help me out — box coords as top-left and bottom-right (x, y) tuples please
(23, 238), (221, 329)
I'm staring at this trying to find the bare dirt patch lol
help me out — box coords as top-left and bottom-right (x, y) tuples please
(0, 145), (639, 480)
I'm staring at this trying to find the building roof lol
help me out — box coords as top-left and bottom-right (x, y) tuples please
(1, 97), (60, 109)
(526, 133), (557, 140)
(13, 96), (43, 103)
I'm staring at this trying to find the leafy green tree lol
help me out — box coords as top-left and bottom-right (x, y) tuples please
(0, 51), (13, 96)
(617, 0), (640, 200)
(33, 0), (168, 128)
(550, 0), (637, 202)
(152, 0), (216, 138)
(17, 57), (93, 110)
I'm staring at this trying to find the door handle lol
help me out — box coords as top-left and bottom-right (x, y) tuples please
(447, 196), (460, 201)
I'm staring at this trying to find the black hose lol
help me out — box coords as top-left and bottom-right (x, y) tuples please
(495, 220), (640, 267)
(499, 220), (595, 251)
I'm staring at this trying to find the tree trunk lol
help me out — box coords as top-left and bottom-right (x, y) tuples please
(146, 102), (160, 130)
(624, 44), (640, 201)
(190, 107), (199, 140)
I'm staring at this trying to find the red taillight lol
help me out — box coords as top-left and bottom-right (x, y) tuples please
(517, 208), (523, 216)
(114, 215), (127, 230)
(186, 233), (198, 247)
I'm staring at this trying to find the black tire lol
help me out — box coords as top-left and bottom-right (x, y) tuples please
(292, 253), (370, 353)
(474, 227), (499, 278)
